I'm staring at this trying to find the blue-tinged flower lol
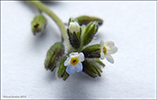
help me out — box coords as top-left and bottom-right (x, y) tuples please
(64, 52), (85, 75)
(100, 40), (118, 63)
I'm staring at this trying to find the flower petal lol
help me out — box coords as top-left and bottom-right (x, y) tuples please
(75, 63), (83, 72)
(108, 46), (118, 54)
(66, 64), (75, 74)
(100, 40), (105, 48)
(104, 41), (115, 47)
(64, 57), (71, 66)
(70, 52), (79, 58)
(100, 51), (105, 60)
(78, 52), (85, 62)
(106, 53), (114, 64)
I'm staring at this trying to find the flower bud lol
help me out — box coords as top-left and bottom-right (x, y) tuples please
(81, 22), (98, 46)
(69, 22), (80, 34)
(44, 42), (64, 71)
(67, 21), (81, 49)
(82, 44), (100, 58)
(68, 18), (78, 26)
(31, 14), (47, 36)
(75, 15), (103, 26)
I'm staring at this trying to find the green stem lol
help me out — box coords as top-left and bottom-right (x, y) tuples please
(28, 1), (70, 48)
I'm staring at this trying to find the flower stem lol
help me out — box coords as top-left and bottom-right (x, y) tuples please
(28, 1), (70, 48)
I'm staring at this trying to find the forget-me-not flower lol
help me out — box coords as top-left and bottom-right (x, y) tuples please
(100, 40), (118, 63)
(64, 52), (85, 74)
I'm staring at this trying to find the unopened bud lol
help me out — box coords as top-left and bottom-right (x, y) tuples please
(31, 14), (47, 36)
(81, 22), (98, 46)
(67, 21), (81, 49)
(69, 22), (80, 34)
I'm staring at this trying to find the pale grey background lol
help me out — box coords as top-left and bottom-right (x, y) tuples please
(1, 1), (156, 99)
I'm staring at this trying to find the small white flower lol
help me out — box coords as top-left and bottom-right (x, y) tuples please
(100, 40), (118, 63)
(69, 22), (80, 33)
(64, 52), (85, 75)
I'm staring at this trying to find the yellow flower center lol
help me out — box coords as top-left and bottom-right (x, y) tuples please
(70, 57), (79, 66)
(103, 46), (107, 54)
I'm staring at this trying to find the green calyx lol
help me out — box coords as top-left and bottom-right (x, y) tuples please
(81, 22), (98, 46)
(82, 59), (104, 78)
(75, 15), (103, 26)
(82, 44), (101, 58)
(92, 58), (105, 67)
(67, 28), (81, 49)
(44, 42), (64, 71)
(31, 14), (47, 35)
(57, 56), (70, 81)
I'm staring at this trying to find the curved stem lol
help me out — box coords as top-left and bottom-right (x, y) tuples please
(28, 1), (70, 48)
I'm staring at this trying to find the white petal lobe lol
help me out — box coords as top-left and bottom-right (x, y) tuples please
(108, 46), (118, 54)
(70, 52), (79, 58)
(64, 57), (71, 66)
(100, 40), (105, 48)
(105, 41), (115, 47)
(78, 52), (85, 62)
(106, 54), (114, 64)
(66, 64), (75, 74)
(75, 63), (83, 72)
(100, 51), (105, 60)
